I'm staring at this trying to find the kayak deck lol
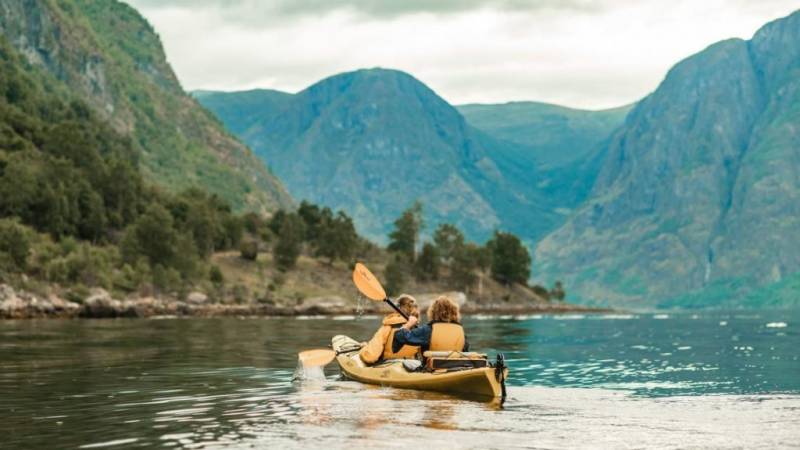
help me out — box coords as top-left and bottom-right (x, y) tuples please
(332, 335), (507, 399)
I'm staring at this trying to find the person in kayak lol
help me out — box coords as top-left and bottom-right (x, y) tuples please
(392, 295), (469, 354)
(359, 294), (421, 364)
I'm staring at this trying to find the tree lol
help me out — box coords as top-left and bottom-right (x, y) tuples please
(388, 201), (423, 262)
(486, 231), (531, 285)
(384, 256), (407, 296)
(121, 204), (178, 268)
(298, 200), (331, 243)
(414, 242), (439, 281)
(0, 219), (31, 272)
(239, 239), (258, 261)
(433, 223), (464, 264)
(267, 209), (287, 235)
(314, 211), (357, 264)
(209, 265), (225, 285)
(449, 245), (477, 290)
(448, 243), (490, 291)
(273, 213), (305, 271)
(550, 281), (566, 301)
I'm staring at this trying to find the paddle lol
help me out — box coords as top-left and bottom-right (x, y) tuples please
(352, 262), (409, 320)
(296, 262), (407, 369)
(298, 348), (336, 368)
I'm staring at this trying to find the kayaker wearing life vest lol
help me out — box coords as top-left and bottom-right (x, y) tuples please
(359, 294), (421, 364)
(392, 295), (469, 354)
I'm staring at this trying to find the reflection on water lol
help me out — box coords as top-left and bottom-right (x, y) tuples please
(1, 311), (799, 449)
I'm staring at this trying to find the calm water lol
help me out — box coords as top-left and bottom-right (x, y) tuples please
(1, 311), (799, 449)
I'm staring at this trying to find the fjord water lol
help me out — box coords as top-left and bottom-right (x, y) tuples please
(1, 312), (798, 449)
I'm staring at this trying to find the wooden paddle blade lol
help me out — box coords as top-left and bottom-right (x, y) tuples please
(352, 262), (387, 301)
(298, 349), (337, 368)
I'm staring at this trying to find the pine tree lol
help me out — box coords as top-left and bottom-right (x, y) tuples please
(433, 223), (464, 265)
(486, 231), (531, 285)
(273, 213), (305, 271)
(387, 201), (423, 262)
(384, 256), (407, 296)
(414, 242), (440, 281)
(315, 211), (357, 264)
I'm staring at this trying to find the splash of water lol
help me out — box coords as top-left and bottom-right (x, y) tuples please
(355, 293), (366, 318)
(291, 359), (327, 382)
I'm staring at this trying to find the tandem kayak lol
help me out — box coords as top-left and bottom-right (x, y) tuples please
(332, 335), (508, 399)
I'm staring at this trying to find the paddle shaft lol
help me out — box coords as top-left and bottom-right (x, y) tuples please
(384, 297), (409, 320)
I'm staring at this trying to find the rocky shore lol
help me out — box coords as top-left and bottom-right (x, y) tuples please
(0, 284), (608, 319)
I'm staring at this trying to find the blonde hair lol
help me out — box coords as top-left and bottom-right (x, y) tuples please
(396, 294), (420, 318)
(427, 296), (460, 323)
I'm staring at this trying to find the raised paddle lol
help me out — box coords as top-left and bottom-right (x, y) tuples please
(352, 262), (409, 320)
(296, 262), (407, 369)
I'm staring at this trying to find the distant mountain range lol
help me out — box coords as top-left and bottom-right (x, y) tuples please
(196, 71), (624, 245)
(457, 102), (632, 169)
(198, 9), (800, 308)
(0, 0), (292, 213)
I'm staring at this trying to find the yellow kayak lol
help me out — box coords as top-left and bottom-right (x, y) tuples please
(332, 335), (508, 399)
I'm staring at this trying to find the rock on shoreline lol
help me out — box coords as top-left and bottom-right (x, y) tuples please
(0, 284), (607, 319)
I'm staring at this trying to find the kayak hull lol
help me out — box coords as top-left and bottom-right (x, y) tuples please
(332, 335), (507, 399)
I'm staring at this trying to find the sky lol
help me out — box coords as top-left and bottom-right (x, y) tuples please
(126, 0), (798, 109)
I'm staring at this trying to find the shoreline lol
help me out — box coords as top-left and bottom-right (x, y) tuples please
(0, 284), (611, 320)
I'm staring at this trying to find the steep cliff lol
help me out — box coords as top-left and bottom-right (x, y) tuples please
(536, 11), (800, 307)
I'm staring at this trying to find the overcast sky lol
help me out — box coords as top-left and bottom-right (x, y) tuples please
(126, 0), (798, 109)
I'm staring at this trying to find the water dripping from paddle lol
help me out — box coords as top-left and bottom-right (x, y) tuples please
(292, 358), (327, 382)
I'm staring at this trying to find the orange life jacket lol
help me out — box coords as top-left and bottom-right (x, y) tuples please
(384, 323), (420, 359)
(429, 322), (465, 352)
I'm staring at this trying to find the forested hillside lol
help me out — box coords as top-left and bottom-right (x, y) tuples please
(0, 0), (291, 213)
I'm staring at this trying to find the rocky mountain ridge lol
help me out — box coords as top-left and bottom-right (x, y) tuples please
(536, 10), (800, 307)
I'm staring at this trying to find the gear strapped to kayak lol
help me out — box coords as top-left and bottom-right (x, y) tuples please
(332, 335), (508, 400)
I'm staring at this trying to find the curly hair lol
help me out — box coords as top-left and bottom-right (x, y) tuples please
(427, 296), (460, 323)
(396, 294), (420, 318)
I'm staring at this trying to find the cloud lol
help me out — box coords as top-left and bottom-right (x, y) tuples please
(125, 0), (799, 109)
(129, 0), (608, 21)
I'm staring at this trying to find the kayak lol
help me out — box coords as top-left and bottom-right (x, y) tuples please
(332, 335), (508, 399)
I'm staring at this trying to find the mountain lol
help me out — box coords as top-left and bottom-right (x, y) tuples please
(457, 102), (632, 168)
(193, 89), (293, 137)
(0, 0), (292, 213)
(198, 70), (629, 244)
(198, 69), (550, 242)
(535, 10), (800, 308)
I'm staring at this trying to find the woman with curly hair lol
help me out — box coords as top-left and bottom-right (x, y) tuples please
(392, 295), (469, 354)
(359, 294), (421, 364)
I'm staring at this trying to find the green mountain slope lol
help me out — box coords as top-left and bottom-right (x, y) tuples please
(457, 102), (632, 168)
(193, 89), (293, 137)
(0, 0), (292, 213)
(536, 10), (800, 308)
(198, 69), (626, 245)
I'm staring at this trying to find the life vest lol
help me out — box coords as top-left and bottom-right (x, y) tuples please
(429, 322), (465, 352)
(384, 323), (420, 359)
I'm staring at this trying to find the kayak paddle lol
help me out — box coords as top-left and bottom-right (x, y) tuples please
(352, 262), (409, 320)
(296, 262), (405, 368)
(298, 348), (336, 368)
